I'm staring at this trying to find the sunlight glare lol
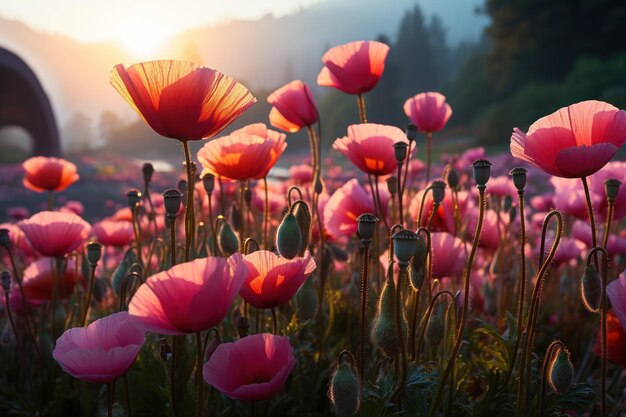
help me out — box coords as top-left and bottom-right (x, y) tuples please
(115, 22), (170, 57)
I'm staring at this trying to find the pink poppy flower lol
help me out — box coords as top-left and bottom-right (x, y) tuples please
(530, 194), (554, 212)
(110, 60), (256, 141)
(486, 176), (517, 199)
(289, 164), (313, 185)
(430, 232), (465, 279)
(465, 208), (504, 251)
(268, 80), (318, 132)
(92, 220), (135, 248)
(0, 223), (35, 259)
(53, 311), (145, 384)
(510, 100), (626, 178)
(234, 250), (316, 309)
(403, 92), (452, 133)
(22, 156), (79, 192)
(128, 255), (248, 335)
(317, 40), (390, 95)
(332, 123), (411, 176)
(23, 257), (83, 302)
(19, 211), (91, 257)
(251, 181), (286, 216)
(550, 177), (588, 220)
(61, 201), (85, 216)
(589, 161), (626, 221)
(323, 179), (389, 239)
(203, 333), (296, 401)
(231, 123), (287, 178)
(409, 189), (469, 235)
(607, 272), (626, 333)
(197, 132), (275, 181)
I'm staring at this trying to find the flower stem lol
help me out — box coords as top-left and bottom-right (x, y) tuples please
(425, 132), (432, 187)
(356, 94), (367, 123)
(182, 141), (195, 262)
(48, 190), (54, 211)
(392, 266), (408, 405)
(601, 200), (615, 250)
(358, 240), (371, 382)
(587, 247), (608, 417)
(581, 176), (598, 267)
(263, 177), (270, 250)
(271, 307), (278, 335)
(428, 186), (486, 417)
(107, 382), (113, 417)
(81, 265), (97, 326)
(196, 332), (204, 417)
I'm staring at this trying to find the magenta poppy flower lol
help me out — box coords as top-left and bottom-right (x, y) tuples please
(53, 311), (145, 384)
(403, 92), (452, 133)
(510, 100), (626, 178)
(550, 177), (588, 220)
(128, 255), (248, 335)
(19, 211), (91, 257)
(268, 80), (318, 132)
(22, 156), (79, 192)
(92, 219), (135, 248)
(323, 179), (389, 239)
(607, 272), (626, 333)
(317, 40), (390, 95)
(203, 333), (296, 401)
(589, 161), (626, 221)
(233, 250), (316, 309)
(430, 232), (465, 279)
(23, 257), (83, 302)
(332, 123), (411, 176)
(110, 60), (256, 141)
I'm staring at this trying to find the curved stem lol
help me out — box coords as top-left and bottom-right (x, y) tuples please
(401, 141), (412, 196)
(131, 206), (143, 267)
(182, 141), (195, 262)
(417, 185), (434, 230)
(415, 290), (455, 361)
(239, 181), (246, 253)
(506, 190), (527, 387)
(516, 210), (563, 417)
(207, 192), (216, 256)
(428, 187), (487, 417)
(356, 93), (367, 123)
(539, 341), (565, 417)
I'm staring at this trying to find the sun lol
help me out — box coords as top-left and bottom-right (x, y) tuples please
(114, 23), (170, 58)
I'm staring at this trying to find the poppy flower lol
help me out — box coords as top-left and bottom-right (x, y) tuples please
(110, 60), (256, 141)
(607, 272), (626, 333)
(589, 161), (626, 221)
(323, 179), (389, 239)
(19, 211), (91, 257)
(234, 250), (316, 309)
(510, 100), (626, 178)
(430, 232), (465, 279)
(197, 131), (275, 181)
(203, 333), (296, 401)
(268, 80), (318, 132)
(128, 255), (248, 335)
(22, 257), (83, 302)
(403, 92), (452, 133)
(22, 156), (79, 192)
(594, 311), (626, 369)
(317, 40), (390, 95)
(53, 311), (145, 384)
(92, 219), (135, 248)
(231, 123), (287, 178)
(332, 123), (411, 177)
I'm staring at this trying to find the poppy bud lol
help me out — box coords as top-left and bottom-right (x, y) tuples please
(314, 174), (324, 195)
(159, 337), (172, 361)
(405, 124), (417, 142)
(177, 179), (187, 195)
(426, 312), (444, 346)
(409, 235), (427, 290)
(142, 162), (154, 185)
(356, 213), (378, 241)
(235, 315), (249, 338)
(605, 178), (621, 202)
(230, 204), (241, 231)
(431, 181), (446, 204)
(371, 277), (406, 357)
(162, 189), (183, 217)
(292, 202), (312, 257)
(329, 354), (360, 417)
(393, 229), (418, 268)
(384, 178), (397, 198)
(1, 270), (10, 292)
(127, 189), (142, 209)
(92, 278), (108, 303)
(218, 221), (239, 256)
(202, 173), (215, 195)
(509, 206), (517, 224)
(446, 168), (459, 189)
(472, 159), (492, 188)
(112, 249), (137, 295)
(0, 228), (11, 249)
(204, 331), (221, 361)
(549, 348), (574, 395)
(276, 213), (302, 260)
(393, 142), (408, 163)
(86, 241), (102, 267)
(581, 264), (602, 313)
(296, 278), (318, 320)
(509, 167), (527, 192)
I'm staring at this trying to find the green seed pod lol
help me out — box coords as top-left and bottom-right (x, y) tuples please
(472, 159), (492, 187)
(581, 264), (602, 313)
(503, 195), (513, 212)
(393, 229), (418, 268)
(393, 142), (408, 163)
(426, 312), (445, 347)
(142, 162), (154, 185)
(329, 357), (360, 417)
(409, 235), (427, 290)
(276, 213), (302, 260)
(296, 278), (318, 320)
(371, 277), (407, 357)
(112, 249), (137, 295)
(431, 181), (446, 204)
(405, 124), (417, 142)
(292, 202), (311, 257)
(604, 178), (621, 202)
(162, 188), (182, 216)
(86, 241), (103, 267)
(549, 348), (574, 395)
(386, 176), (397, 196)
(218, 221), (239, 256)
(446, 168), (459, 189)
(356, 213), (378, 241)
(509, 167), (527, 192)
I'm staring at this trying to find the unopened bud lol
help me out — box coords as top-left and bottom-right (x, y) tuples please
(446, 168), (459, 189)
(314, 174), (324, 195)
(581, 264), (602, 313)
(218, 221), (239, 256)
(426, 312), (444, 346)
(371, 277), (406, 357)
(409, 235), (427, 290)
(142, 162), (154, 185)
(386, 176), (397, 196)
(292, 202), (312, 257)
(356, 213), (378, 241)
(329, 353), (360, 417)
(472, 159), (492, 188)
(177, 179), (187, 195)
(431, 181), (446, 204)
(405, 124), (417, 142)
(296, 278), (318, 320)
(202, 173), (215, 195)
(276, 213), (302, 260)
(549, 348), (574, 395)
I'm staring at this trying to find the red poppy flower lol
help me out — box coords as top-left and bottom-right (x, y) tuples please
(22, 156), (79, 192)
(268, 80), (318, 132)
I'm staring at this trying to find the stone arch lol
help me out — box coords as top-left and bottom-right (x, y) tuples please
(0, 47), (60, 156)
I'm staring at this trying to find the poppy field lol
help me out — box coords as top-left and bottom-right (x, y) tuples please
(2, 39), (626, 417)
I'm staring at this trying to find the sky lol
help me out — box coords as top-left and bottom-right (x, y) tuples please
(0, 0), (325, 53)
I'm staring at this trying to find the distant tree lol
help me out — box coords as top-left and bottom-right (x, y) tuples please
(64, 112), (94, 151)
(367, 34), (403, 126)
